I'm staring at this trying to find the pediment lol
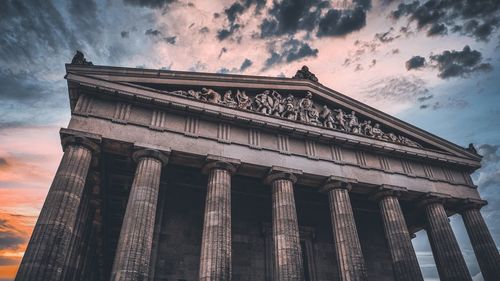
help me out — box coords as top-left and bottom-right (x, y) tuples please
(65, 64), (481, 162)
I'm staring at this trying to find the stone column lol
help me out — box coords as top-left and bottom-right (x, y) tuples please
(110, 149), (169, 281)
(373, 186), (423, 281)
(264, 167), (304, 281)
(15, 135), (99, 281)
(420, 193), (472, 281)
(460, 199), (500, 281)
(198, 156), (239, 281)
(321, 176), (367, 281)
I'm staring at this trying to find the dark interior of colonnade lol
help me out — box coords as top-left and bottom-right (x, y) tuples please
(98, 151), (402, 281)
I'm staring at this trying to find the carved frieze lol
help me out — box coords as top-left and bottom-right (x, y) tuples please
(161, 87), (423, 148)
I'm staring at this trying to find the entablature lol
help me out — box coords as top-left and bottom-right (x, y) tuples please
(66, 70), (480, 174)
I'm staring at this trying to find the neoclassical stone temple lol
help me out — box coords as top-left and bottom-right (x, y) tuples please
(16, 53), (500, 281)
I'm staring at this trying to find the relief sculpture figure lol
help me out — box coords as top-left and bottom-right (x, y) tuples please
(255, 90), (273, 115)
(165, 86), (422, 148)
(222, 90), (238, 108)
(347, 111), (361, 134)
(201, 88), (221, 104)
(298, 92), (314, 123)
(281, 94), (297, 120)
(236, 90), (252, 110)
(320, 105), (335, 129)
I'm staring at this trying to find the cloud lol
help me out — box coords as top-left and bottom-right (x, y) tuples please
(427, 23), (448, 36)
(264, 39), (318, 69)
(217, 24), (241, 41)
(361, 75), (430, 104)
(163, 36), (176, 44)
(417, 94), (434, 102)
(424, 97), (469, 110)
(391, 0), (500, 41)
(121, 31), (130, 38)
(406, 46), (493, 79)
(472, 144), (500, 247)
(317, 6), (367, 37)
(123, 0), (176, 9)
(0, 70), (68, 128)
(217, 0), (266, 41)
(430, 46), (493, 78)
(406, 55), (426, 70)
(0, 218), (26, 250)
(375, 27), (400, 43)
(145, 28), (162, 36)
(199, 26), (209, 34)
(239, 58), (253, 71)
(258, 0), (369, 38)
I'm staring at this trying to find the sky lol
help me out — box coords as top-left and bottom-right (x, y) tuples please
(0, 0), (499, 280)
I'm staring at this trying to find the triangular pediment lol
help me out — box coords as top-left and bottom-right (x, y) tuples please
(65, 64), (481, 162)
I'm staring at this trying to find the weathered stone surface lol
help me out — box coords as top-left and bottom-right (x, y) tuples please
(15, 136), (98, 281)
(199, 158), (238, 281)
(322, 178), (368, 281)
(110, 149), (168, 281)
(460, 201), (500, 281)
(265, 169), (304, 281)
(421, 197), (472, 281)
(375, 189), (424, 281)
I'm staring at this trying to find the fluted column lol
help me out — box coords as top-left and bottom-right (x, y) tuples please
(373, 186), (423, 281)
(198, 156), (239, 281)
(321, 176), (367, 281)
(110, 149), (169, 281)
(420, 194), (472, 281)
(264, 167), (304, 281)
(15, 135), (99, 281)
(460, 199), (500, 281)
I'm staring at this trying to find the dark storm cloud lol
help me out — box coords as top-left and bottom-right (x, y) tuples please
(406, 56), (426, 70)
(259, 0), (369, 38)
(239, 58), (253, 71)
(317, 6), (367, 37)
(264, 39), (318, 68)
(121, 31), (130, 38)
(217, 24), (241, 41)
(123, 0), (176, 9)
(0, 69), (67, 128)
(217, 0), (266, 41)
(406, 46), (492, 79)
(0, 0), (79, 64)
(391, 0), (500, 41)
(430, 46), (493, 78)
(427, 23), (447, 36)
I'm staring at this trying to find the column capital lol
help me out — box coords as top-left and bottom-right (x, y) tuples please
(370, 184), (408, 201)
(458, 198), (488, 212)
(62, 135), (100, 154)
(263, 166), (302, 185)
(132, 148), (170, 165)
(320, 175), (357, 193)
(202, 154), (240, 175)
(417, 192), (451, 208)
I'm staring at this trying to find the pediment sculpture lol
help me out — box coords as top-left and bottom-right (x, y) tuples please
(164, 88), (422, 148)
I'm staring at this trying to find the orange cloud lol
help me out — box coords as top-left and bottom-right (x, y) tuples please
(0, 126), (63, 280)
